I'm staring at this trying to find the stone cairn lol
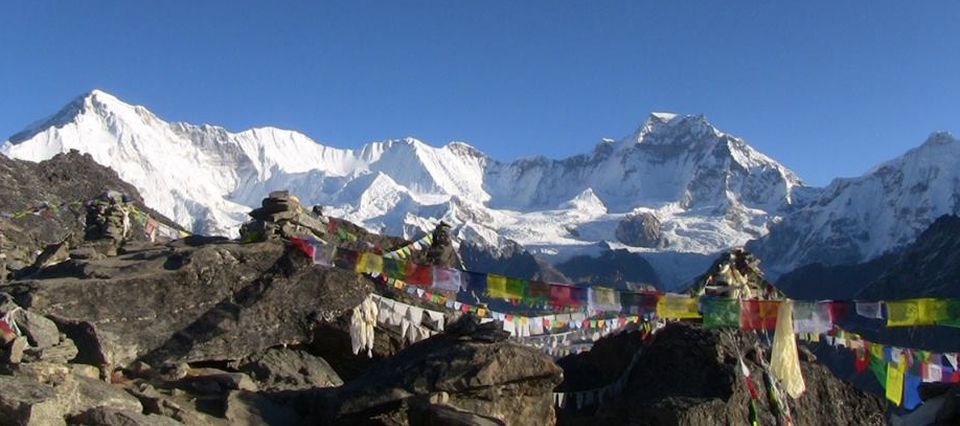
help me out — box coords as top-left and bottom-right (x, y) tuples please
(74, 190), (132, 258)
(424, 221), (458, 267)
(239, 190), (328, 242)
(83, 190), (131, 245)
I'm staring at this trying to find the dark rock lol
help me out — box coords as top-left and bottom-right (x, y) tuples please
(10, 305), (61, 349)
(4, 239), (374, 368)
(0, 150), (181, 273)
(69, 407), (184, 426)
(127, 383), (224, 426)
(0, 374), (66, 425)
(556, 248), (661, 289)
(176, 368), (259, 394)
(5, 335), (28, 364)
(585, 322), (885, 426)
(314, 315), (563, 425)
(614, 212), (663, 248)
(224, 390), (300, 426)
(236, 347), (343, 391)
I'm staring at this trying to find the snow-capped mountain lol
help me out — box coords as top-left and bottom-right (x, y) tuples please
(748, 132), (960, 277)
(2, 90), (804, 287)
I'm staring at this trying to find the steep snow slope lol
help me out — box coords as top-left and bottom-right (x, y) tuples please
(3, 90), (807, 287)
(749, 132), (960, 277)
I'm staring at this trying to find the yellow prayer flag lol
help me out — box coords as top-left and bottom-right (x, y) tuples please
(487, 275), (508, 299)
(771, 300), (806, 398)
(657, 294), (702, 319)
(885, 358), (906, 406)
(355, 253), (384, 274)
(887, 298), (943, 327)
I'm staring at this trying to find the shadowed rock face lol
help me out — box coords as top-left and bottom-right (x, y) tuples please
(4, 238), (374, 368)
(0, 150), (181, 273)
(615, 212), (663, 248)
(559, 322), (885, 426)
(308, 315), (564, 426)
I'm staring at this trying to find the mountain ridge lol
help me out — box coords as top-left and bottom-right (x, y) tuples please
(5, 89), (956, 290)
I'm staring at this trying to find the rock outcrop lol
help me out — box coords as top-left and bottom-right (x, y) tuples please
(0, 150), (181, 274)
(561, 322), (886, 426)
(3, 238), (373, 369)
(239, 190), (329, 242)
(309, 315), (564, 425)
(615, 212), (663, 248)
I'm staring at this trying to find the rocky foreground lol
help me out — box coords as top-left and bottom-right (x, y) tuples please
(0, 234), (889, 425)
(0, 179), (890, 425)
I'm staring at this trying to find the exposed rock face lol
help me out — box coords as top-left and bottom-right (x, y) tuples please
(235, 347), (343, 391)
(311, 315), (564, 425)
(573, 323), (885, 426)
(775, 215), (960, 302)
(615, 212), (663, 248)
(3, 238), (373, 368)
(556, 248), (660, 289)
(0, 150), (181, 273)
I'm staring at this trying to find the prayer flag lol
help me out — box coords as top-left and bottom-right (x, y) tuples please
(887, 298), (942, 327)
(506, 277), (527, 300)
(356, 252), (384, 274)
(657, 294), (701, 319)
(549, 285), (585, 308)
(588, 287), (621, 313)
(461, 271), (487, 294)
(792, 301), (832, 334)
(770, 300), (805, 398)
(903, 373), (923, 410)
(382, 258), (406, 280)
(528, 281), (551, 305)
(740, 300), (779, 331)
(487, 274), (509, 299)
(432, 267), (462, 293)
(701, 297), (740, 328)
(886, 358), (906, 406)
(404, 263), (433, 287)
(334, 248), (359, 270)
(855, 302), (883, 319)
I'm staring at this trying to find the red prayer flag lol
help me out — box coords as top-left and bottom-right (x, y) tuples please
(405, 262), (433, 287)
(740, 300), (780, 331)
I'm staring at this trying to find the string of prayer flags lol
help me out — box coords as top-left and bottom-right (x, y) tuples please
(657, 294), (701, 319)
(620, 292), (660, 317)
(770, 300), (805, 398)
(701, 297), (741, 328)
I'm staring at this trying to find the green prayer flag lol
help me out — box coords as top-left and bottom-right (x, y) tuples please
(701, 298), (740, 328)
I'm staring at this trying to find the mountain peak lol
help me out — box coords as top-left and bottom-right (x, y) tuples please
(7, 89), (145, 144)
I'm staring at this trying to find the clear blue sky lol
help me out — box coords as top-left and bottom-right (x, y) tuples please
(1, 2), (957, 186)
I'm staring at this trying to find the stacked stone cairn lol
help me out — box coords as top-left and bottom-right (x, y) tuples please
(239, 190), (328, 242)
(83, 191), (130, 244)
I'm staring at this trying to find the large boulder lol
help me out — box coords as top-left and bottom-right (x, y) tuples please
(578, 323), (885, 426)
(235, 347), (343, 391)
(2, 238), (374, 369)
(311, 315), (564, 425)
